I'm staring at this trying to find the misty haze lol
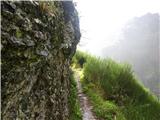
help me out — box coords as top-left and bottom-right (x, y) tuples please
(76, 0), (160, 98)
(102, 13), (160, 97)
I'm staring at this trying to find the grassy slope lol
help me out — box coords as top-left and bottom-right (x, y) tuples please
(68, 71), (82, 120)
(72, 51), (160, 120)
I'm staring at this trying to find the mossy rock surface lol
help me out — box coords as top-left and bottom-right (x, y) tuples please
(1, 1), (80, 120)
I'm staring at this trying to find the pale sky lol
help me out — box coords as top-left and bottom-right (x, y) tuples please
(74, 0), (160, 56)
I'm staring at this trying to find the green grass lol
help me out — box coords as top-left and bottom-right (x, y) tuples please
(68, 71), (82, 120)
(82, 82), (126, 120)
(73, 50), (160, 120)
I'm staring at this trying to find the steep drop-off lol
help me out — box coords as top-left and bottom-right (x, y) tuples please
(1, 1), (80, 120)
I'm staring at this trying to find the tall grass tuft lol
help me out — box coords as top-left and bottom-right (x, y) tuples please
(68, 71), (82, 120)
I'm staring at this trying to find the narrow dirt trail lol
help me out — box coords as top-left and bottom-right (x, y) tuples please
(74, 73), (98, 120)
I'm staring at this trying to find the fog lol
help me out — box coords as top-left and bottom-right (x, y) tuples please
(75, 0), (160, 97)
(102, 13), (160, 97)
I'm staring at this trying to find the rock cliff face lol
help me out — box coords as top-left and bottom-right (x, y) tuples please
(1, 1), (80, 120)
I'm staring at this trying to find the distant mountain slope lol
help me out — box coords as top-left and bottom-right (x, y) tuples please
(102, 13), (160, 97)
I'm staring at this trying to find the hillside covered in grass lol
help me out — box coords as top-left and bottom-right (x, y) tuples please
(72, 51), (160, 120)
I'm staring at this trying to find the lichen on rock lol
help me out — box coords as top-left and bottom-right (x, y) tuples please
(1, 1), (80, 120)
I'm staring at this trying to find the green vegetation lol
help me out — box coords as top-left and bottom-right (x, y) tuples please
(82, 82), (126, 120)
(72, 50), (160, 120)
(16, 28), (23, 38)
(68, 71), (82, 120)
